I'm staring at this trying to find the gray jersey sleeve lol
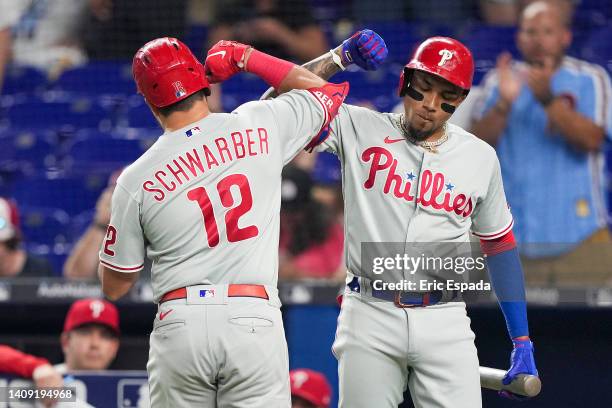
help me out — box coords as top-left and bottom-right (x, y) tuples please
(99, 184), (145, 273)
(318, 104), (350, 154)
(470, 155), (514, 240)
(234, 90), (326, 164)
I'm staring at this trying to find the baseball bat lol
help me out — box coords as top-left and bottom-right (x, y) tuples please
(479, 366), (541, 397)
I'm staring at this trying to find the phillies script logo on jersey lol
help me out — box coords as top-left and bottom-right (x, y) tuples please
(361, 146), (474, 217)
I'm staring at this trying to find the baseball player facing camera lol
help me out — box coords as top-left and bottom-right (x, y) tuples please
(97, 35), (382, 407)
(272, 32), (539, 407)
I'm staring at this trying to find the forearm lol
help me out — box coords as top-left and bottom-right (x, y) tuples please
(245, 48), (326, 94)
(261, 49), (342, 99)
(99, 266), (139, 301)
(470, 99), (511, 146)
(481, 233), (529, 339)
(277, 65), (326, 94)
(0, 345), (50, 378)
(63, 226), (107, 280)
(486, 250), (529, 339)
(545, 99), (605, 152)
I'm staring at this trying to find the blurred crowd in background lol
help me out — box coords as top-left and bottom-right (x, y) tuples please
(0, 0), (611, 287)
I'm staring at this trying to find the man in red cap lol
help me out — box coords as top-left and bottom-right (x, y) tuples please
(290, 369), (332, 408)
(59, 298), (120, 372)
(1, 298), (120, 375)
(0, 298), (120, 405)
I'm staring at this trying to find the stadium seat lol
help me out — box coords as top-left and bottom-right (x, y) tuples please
(579, 0), (612, 19)
(459, 24), (518, 85)
(69, 209), (95, 241)
(4, 93), (112, 129)
(53, 62), (135, 95)
(65, 132), (150, 171)
(580, 24), (612, 74)
(124, 98), (161, 128)
(333, 65), (401, 112)
(19, 206), (71, 245)
(221, 74), (270, 111)
(1, 66), (47, 95)
(12, 174), (107, 215)
(25, 243), (69, 276)
(360, 21), (423, 64)
(0, 129), (58, 172)
(181, 24), (208, 56)
(312, 152), (341, 185)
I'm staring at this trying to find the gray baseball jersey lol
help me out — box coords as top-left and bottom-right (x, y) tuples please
(99, 90), (328, 302)
(322, 104), (513, 277)
(324, 104), (512, 408)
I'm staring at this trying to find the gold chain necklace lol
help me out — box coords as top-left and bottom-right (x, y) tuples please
(399, 114), (448, 153)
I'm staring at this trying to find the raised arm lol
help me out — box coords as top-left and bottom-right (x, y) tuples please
(205, 40), (329, 94)
(524, 57), (606, 152)
(470, 53), (521, 146)
(260, 29), (387, 100)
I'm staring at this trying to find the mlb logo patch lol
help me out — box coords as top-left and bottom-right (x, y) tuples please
(173, 81), (187, 98)
(185, 126), (201, 137)
(200, 289), (216, 298)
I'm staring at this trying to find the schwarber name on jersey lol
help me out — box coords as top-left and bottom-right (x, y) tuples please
(321, 104), (513, 276)
(99, 90), (332, 302)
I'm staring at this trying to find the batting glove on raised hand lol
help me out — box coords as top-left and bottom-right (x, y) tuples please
(205, 40), (251, 83)
(340, 29), (388, 71)
(499, 338), (539, 400)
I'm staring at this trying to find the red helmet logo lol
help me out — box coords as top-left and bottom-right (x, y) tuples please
(399, 37), (474, 96)
(132, 37), (210, 108)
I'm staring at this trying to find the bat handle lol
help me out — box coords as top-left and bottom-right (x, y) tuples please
(506, 374), (542, 397)
(479, 366), (542, 397)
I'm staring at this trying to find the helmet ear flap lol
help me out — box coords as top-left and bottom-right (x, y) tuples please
(398, 68), (414, 97)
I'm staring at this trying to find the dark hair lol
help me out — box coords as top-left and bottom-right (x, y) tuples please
(157, 89), (208, 117)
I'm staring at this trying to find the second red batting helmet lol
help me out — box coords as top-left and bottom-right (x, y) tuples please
(399, 36), (474, 96)
(132, 37), (210, 108)
(290, 369), (332, 408)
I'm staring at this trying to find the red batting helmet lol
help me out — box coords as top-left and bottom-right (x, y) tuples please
(290, 369), (332, 408)
(398, 36), (474, 96)
(132, 37), (210, 108)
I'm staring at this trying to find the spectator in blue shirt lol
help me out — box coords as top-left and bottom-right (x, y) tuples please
(470, 0), (612, 285)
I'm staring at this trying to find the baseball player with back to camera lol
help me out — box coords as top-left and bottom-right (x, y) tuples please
(268, 32), (540, 407)
(96, 35), (382, 407)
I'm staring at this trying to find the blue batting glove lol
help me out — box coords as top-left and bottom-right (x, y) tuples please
(499, 338), (539, 400)
(340, 29), (388, 71)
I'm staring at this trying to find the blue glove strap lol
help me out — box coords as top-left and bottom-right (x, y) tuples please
(485, 247), (529, 339)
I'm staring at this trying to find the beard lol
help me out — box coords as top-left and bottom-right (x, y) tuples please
(405, 125), (436, 141)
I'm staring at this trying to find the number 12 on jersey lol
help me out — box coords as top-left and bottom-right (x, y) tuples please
(187, 173), (259, 247)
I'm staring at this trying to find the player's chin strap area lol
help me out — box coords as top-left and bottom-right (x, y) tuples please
(399, 68), (461, 114)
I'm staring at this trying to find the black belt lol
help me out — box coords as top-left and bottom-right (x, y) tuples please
(347, 277), (459, 308)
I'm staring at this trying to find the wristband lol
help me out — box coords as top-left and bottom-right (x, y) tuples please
(245, 49), (295, 90)
(330, 49), (346, 71)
